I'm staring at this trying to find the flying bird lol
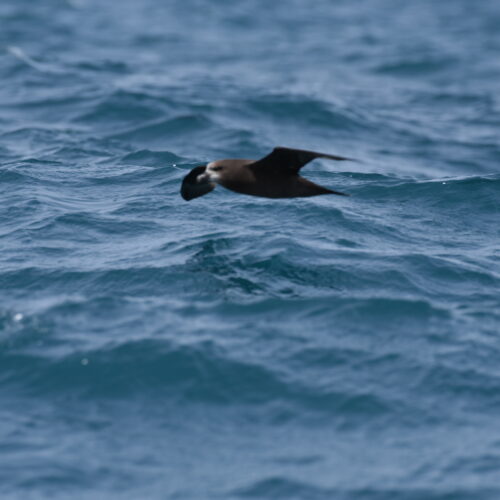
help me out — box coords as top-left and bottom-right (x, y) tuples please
(180, 146), (352, 201)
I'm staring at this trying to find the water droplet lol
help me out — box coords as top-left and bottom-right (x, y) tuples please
(81, 358), (89, 366)
(13, 313), (23, 322)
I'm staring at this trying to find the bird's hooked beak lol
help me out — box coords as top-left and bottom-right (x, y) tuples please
(196, 170), (212, 183)
(180, 165), (216, 201)
(198, 162), (223, 183)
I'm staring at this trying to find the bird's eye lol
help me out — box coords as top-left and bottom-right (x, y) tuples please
(212, 166), (223, 171)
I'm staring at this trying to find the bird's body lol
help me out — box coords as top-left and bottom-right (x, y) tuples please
(180, 147), (351, 201)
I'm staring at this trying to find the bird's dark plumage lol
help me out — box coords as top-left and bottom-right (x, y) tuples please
(180, 146), (351, 201)
(249, 147), (352, 174)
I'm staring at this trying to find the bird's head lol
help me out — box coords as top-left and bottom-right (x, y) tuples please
(200, 161), (225, 183)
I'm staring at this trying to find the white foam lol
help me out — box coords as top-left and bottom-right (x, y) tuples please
(7, 46), (64, 74)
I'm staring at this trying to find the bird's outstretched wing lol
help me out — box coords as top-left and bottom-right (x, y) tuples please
(248, 147), (353, 174)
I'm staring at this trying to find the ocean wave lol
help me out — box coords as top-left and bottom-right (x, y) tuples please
(108, 114), (215, 143)
(373, 54), (457, 77)
(75, 89), (170, 128)
(233, 477), (496, 500)
(0, 335), (398, 422)
(245, 92), (373, 133)
(368, 174), (500, 199)
(120, 149), (184, 166)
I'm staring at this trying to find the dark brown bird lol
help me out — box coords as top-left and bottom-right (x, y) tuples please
(180, 147), (352, 201)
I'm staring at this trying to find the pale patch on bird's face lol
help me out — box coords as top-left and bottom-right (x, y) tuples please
(202, 161), (225, 183)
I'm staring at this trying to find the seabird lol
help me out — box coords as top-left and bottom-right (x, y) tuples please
(180, 147), (352, 201)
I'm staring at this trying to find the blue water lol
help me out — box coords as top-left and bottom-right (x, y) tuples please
(1, 0), (500, 498)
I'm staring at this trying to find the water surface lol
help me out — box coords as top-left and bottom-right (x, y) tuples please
(1, 0), (500, 498)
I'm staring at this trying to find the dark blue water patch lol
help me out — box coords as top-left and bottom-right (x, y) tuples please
(233, 478), (500, 500)
(41, 211), (164, 236)
(69, 58), (131, 75)
(108, 114), (217, 146)
(0, 127), (64, 157)
(80, 164), (176, 186)
(0, 167), (33, 184)
(244, 93), (373, 133)
(74, 89), (173, 128)
(356, 174), (500, 202)
(0, 336), (395, 424)
(373, 54), (458, 78)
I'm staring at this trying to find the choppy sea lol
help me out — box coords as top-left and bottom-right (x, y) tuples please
(1, 0), (500, 498)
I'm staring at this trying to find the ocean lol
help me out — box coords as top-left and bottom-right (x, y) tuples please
(1, 0), (499, 498)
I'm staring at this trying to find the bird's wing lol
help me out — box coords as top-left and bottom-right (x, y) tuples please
(248, 147), (352, 174)
(181, 166), (215, 201)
